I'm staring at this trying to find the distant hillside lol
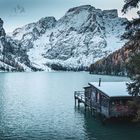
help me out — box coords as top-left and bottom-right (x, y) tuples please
(89, 39), (140, 76)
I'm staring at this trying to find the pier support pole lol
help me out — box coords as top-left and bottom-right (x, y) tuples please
(75, 98), (76, 106)
(78, 100), (80, 108)
(91, 107), (93, 116)
(92, 109), (95, 116)
(84, 104), (87, 111)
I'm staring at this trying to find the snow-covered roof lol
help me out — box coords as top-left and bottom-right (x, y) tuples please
(89, 82), (131, 97)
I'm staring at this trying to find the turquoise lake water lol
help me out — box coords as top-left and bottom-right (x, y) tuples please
(0, 72), (139, 140)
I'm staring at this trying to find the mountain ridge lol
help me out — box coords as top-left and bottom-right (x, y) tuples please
(1, 5), (129, 71)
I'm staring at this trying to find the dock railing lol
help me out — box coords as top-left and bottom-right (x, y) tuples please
(74, 91), (97, 110)
(74, 91), (85, 101)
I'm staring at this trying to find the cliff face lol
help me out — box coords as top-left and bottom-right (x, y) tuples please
(0, 18), (6, 54)
(0, 18), (20, 71)
(0, 18), (34, 72)
(8, 5), (128, 71)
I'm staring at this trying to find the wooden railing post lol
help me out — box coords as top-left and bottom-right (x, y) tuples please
(74, 91), (76, 106)
(74, 91), (85, 108)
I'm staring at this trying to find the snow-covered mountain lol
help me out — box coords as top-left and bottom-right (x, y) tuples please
(0, 18), (43, 72)
(0, 18), (26, 72)
(9, 5), (128, 71)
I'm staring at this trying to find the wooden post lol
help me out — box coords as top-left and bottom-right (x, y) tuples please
(74, 91), (77, 106)
(88, 105), (90, 111)
(99, 78), (101, 87)
(91, 108), (93, 116)
(78, 100), (80, 108)
(75, 97), (76, 106)
(91, 108), (94, 116)
(85, 104), (87, 111)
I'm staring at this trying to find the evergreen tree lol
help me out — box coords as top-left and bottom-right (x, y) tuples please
(126, 53), (140, 96)
(122, 0), (140, 96)
(122, 0), (140, 14)
(122, 0), (140, 40)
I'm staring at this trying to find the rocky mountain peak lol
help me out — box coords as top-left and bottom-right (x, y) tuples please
(0, 18), (6, 53)
(66, 5), (118, 19)
(103, 9), (118, 18)
(0, 18), (3, 27)
(57, 5), (102, 33)
(0, 18), (6, 37)
(66, 5), (93, 13)
(11, 16), (57, 41)
(37, 16), (57, 29)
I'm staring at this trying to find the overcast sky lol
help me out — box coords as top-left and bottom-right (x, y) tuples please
(0, 0), (138, 32)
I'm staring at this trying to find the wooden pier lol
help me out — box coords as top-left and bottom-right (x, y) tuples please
(74, 91), (97, 116)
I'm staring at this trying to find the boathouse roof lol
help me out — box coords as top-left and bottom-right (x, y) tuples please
(89, 82), (131, 97)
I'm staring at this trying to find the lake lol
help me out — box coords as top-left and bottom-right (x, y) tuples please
(0, 72), (139, 140)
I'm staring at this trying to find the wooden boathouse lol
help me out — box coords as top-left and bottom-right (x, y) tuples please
(74, 81), (137, 119)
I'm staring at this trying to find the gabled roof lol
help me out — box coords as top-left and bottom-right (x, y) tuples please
(89, 82), (131, 97)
